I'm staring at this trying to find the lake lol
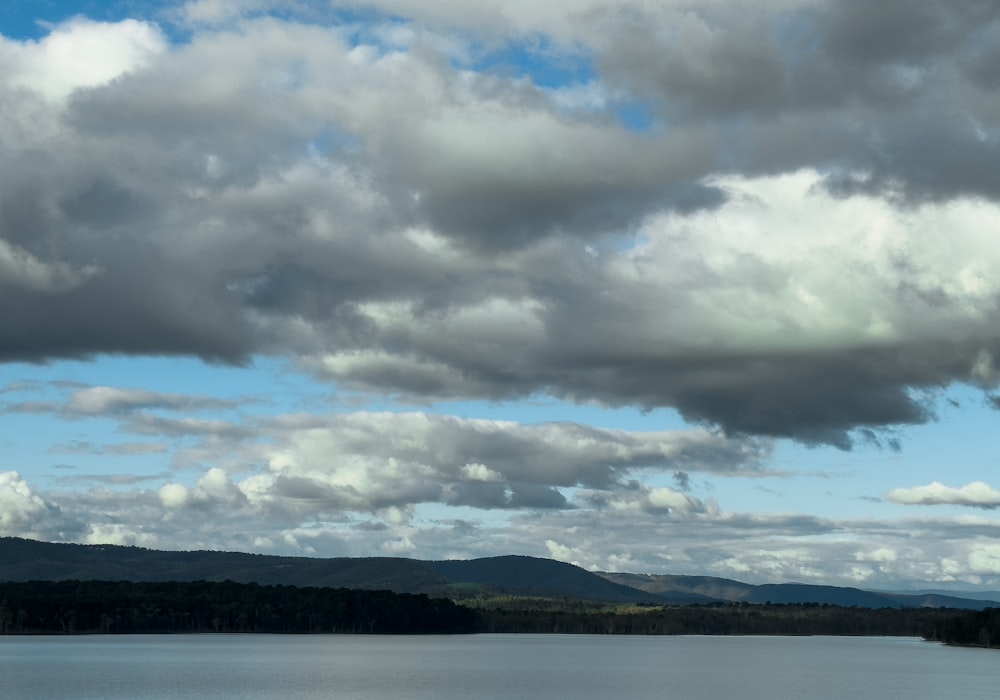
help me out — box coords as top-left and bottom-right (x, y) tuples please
(2, 634), (997, 699)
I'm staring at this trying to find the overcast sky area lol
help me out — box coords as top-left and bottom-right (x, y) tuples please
(3, 0), (1000, 592)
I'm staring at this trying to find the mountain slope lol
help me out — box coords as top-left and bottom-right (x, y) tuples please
(0, 538), (655, 602)
(600, 572), (750, 603)
(424, 555), (666, 602)
(0, 538), (446, 591)
(3, 538), (997, 609)
(598, 571), (1000, 610)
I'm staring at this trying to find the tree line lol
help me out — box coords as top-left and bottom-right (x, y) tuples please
(0, 580), (478, 634)
(0, 579), (993, 641)
(473, 599), (963, 637)
(924, 607), (1000, 648)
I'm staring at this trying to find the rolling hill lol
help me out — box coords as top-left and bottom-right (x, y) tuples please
(1, 538), (996, 609)
(598, 572), (998, 610)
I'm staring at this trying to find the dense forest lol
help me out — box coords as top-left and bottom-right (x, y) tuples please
(1, 579), (993, 641)
(926, 607), (1000, 647)
(0, 580), (478, 634)
(471, 598), (963, 638)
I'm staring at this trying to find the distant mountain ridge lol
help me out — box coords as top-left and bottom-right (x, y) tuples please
(598, 572), (999, 610)
(1, 538), (996, 610)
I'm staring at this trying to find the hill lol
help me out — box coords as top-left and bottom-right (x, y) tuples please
(2, 538), (997, 609)
(424, 555), (672, 602)
(598, 572), (999, 610)
(0, 538), (661, 603)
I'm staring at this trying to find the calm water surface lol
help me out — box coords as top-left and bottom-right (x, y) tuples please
(2, 634), (997, 699)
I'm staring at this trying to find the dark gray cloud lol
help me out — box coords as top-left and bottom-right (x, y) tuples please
(816, 0), (1000, 65)
(673, 471), (691, 491)
(2, 7), (1000, 448)
(591, 0), (1000, 203)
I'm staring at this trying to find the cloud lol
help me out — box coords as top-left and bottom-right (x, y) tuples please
(81, 523), (160, 548)
(312, 171), (1000, 445)
(580, 482), (711, 517)
(125, 414), (256, 443)
(2, 6), (1000, 448)
(159, 467), (249, 510)
(53, 471), (172, 487)
(967, 543), (1000, 575)
(4, 6), (1000, 591)
(179, 0), (274, 25)
(886, 481), (1000, 509)
(673, 471), (692, 491)
(0, 372), (766, 528)
(230, 412), (765, 518)
(260, 411), (766, 484)
(9, 456), (1000, 588)
(65, 386), (238, 415)
(0, 471), (59, 537)
(14, 397), (766, 528)
(51, 440), (170, 456)
(3, 384), (243, 421)
(459, 463), (504, 482)
(0, 238), (102, 293)
(0, 17), (166, 101)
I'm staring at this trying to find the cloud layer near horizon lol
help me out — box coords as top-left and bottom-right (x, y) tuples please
(2, 375), (1000, 589)
(2, 3), (1000, 448)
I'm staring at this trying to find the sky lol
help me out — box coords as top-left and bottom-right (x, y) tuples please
(2, 0), (1000, 592)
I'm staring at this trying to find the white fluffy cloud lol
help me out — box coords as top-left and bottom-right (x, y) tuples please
(967, 543), (1000, 575)
(887, 481), (1000, 509)
(159, 467), (249, 510)
(237, 412), (764, 516)
(0, 471), (56, 537)
(0, 18), (166, 101)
